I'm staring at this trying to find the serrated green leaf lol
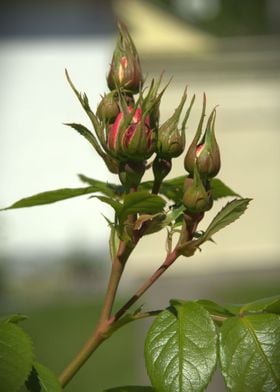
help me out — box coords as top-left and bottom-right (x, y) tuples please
(219, 313), (280, 391)
(193, 198), (251, 246)
(119, 192), (166, 224)
(0, 314), (28, 324)
(1, 186), (110, 211)
(145, 301), (217, 392)
(210, 178), (241, 200)
(104, 387), (154, 392)
(25, 361), (62, 392)
(0, 323), (34, 392)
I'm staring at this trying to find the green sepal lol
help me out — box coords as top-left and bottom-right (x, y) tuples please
(156, 87), (189, 159)
(184, 93), (206, 173)
(182, 163), (212, 213)
(65, 122), (103, 155)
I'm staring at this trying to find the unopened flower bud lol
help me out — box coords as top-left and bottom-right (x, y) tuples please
(107, 22), (143, 94)
(183, 164), (212, 213)
(97, 91), (135, 125)
(157, 89), (195, 159)
(96, 91), (120, 124)
(194, 110), (220, 178)
(184, 95), (220, 178)
(107, 106), (155, 162)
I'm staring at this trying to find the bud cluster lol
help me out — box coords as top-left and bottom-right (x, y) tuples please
(82, 22), (195, 189)
(67, 22), (221, 204)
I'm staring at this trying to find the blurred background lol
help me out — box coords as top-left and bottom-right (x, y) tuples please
(0, 0), (280, 390)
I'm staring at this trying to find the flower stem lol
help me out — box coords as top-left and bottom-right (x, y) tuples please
(98, 241), (131, 324)
(59, 326), (108, 387)
(59, 240), (132, 388)
(112, 248), (178, 322)
(59, 247), (179, 388)
(152, 178), (162, 194)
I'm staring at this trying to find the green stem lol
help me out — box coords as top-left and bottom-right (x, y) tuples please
(59, 325), (109, 388)
(59, 248), (178, 388)
(98, 241), (131, 324)
(112, 248), (179, 322)
(59, 240), (132, 388)
(152, 178), (162, 194)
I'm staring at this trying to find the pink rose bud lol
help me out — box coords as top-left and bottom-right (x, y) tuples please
(107, 106), (155, 162)
(184, 95), (220, 178)
(107, 22), (143, 94)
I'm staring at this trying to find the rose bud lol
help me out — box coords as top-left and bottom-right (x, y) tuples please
(96, 91), (120, 124)
(107, 106), (155, 162)
(107, 22), (143, 94)
(97, 91), (135, 125)
(194, 109), (220, 178)
(184, 95), (220, 178)
(157, 89), (195, 159)
(183, 164), (213, 213)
